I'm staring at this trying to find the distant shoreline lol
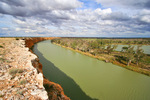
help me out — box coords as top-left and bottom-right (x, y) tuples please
(0, 36), (150, 39)
(52, 38), (150, 76)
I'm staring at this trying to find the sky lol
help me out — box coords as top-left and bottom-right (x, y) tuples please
(0, 0), (150, 37)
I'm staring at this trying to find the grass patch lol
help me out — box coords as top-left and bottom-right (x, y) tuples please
(9, 68), (24, 75)
(19, 79), (27, 85)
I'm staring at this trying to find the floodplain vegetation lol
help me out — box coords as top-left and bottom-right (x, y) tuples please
(51, 38), (150, 76)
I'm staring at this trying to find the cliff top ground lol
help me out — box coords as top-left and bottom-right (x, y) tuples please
(0, 38), (48, 100)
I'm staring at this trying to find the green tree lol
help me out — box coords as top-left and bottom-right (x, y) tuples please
(122, 46), (135, 66)
(121, 46), (128, 52)
(106, 45), (117, 55)
(89, 41), (99, 49)
(135, 46), (144, 66)
(71, 41), (77, 49)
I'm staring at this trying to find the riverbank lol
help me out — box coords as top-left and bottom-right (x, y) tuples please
(0, 38), (48, 99)
(25, 37), (70, 100)
(53, 42), (150, 76)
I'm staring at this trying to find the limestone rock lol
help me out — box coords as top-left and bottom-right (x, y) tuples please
(0, 38), (48, 100)
(36, 73), (43, 88)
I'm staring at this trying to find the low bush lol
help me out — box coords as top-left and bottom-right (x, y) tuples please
(0, 94), (4, 97)
(0, 45), (3, 48)
(15, 38), (19, 40)
(0, 58), (5, 61)
(19, 79), (27, 85)
(9, 68), (24, 75)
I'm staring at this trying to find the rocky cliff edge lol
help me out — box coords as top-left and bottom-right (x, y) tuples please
(25, 37), (70, 100)
(0, 37), (70, 100)
(0, 38), (48, 99)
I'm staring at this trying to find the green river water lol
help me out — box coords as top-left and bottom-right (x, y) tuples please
(33, 40), (150, 100)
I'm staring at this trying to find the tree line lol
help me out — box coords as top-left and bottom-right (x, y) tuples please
(52, 38), (146, 67)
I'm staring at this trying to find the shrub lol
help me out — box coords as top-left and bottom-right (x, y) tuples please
(0, 45), (3, 48)
(18, 69), (24, 73)
(0, 94), (4, 97)
(0, 58), (5, 61)
(19, 79), (27, 85)
(15, 38), (19, 40)
(9, 68), (24, 75)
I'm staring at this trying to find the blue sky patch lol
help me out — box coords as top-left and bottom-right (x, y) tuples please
(79, 0), (102, 9)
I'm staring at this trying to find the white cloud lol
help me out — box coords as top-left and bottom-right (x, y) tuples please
(0, 0), (150, 37)
(140, 15), (150, 23)
(1, 27), (8, 30)
(0, 0), (82, 17)
(94, 8), (112, 15)
(133, 9), (150, 24)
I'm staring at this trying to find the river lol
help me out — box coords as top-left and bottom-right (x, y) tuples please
(33, 40), (150, 100)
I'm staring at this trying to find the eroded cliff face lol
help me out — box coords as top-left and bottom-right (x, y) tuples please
(0, 38), (48, 100)
(25, 37), (57, 49)
(25, 37), (70, 100)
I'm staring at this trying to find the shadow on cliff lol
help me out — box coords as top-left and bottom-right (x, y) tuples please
(33, 44), (98, 100)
